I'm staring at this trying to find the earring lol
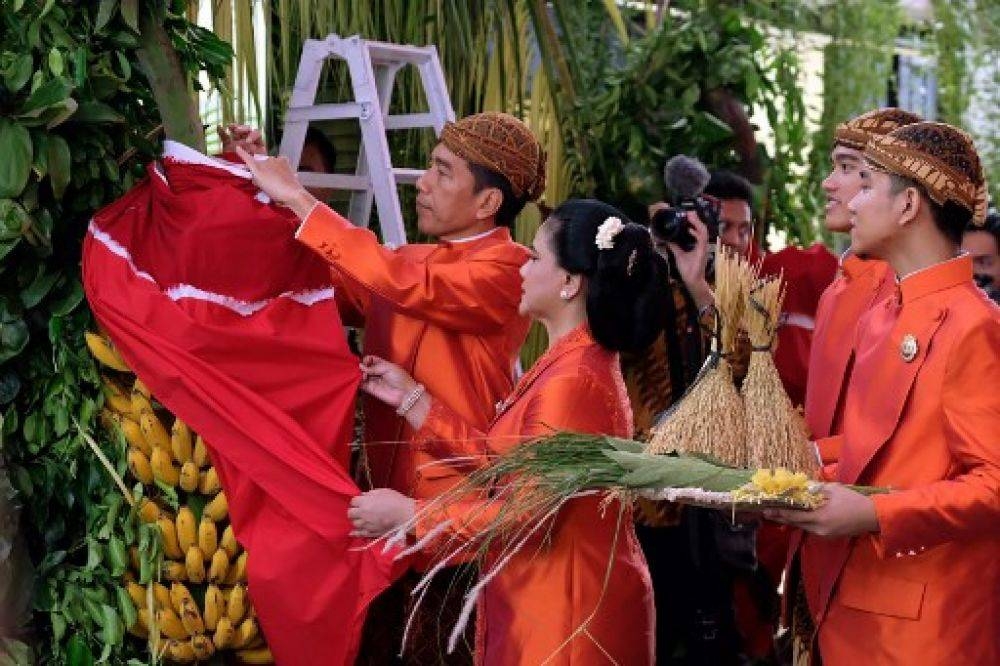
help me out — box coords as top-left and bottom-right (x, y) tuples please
(559, 289), (571, 300)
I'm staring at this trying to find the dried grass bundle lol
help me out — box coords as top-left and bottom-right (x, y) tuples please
(741, 275), (816, 473)
(646, 245), (753, 466)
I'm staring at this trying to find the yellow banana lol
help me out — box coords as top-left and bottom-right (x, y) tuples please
(138, 498), (160, 524)
(126, 581), (145, 608)
(129, 608), (150, 638)
(85, 332), (131, 372)
(207, 548), (229, 584)
(175, 507), (197, 553)
(193, 435), (210, 468)
(203, 491), (228, 521)
(226, 583), (246, 624)
(224, 550), (248, 585)
(178, 596), (205, 635)
(130, 391), (153, 421)
(168, 582), (193, 615)
(213, 617), (235, 650)
(98, 408), (120, 432)
(156, 517), (183, 559)
(153, 582), (173, 610)
(127, 448), (154, 485)
(171, 419), (193, 464)
(236, 647), (275, 664)
(162, 561), (186, 581)
(234, 617), (259, 649)
(203, 584), (224, 632)
(121, 417), (152, 457)
(166, 638), (196, 663)
(220, 524), (241, 558)
(191, 634), (216, 660)
(150, 447), (180, 486)
(185, 546), (206, 584)
(133, 377), (150, 398)
(199, 466), (221, 495)
(198, 517), (218, 558)
(157, 607), (189, 640)
(102, 378), (135, 416)
(139, 408), (171, 452)
(178, 461), (199, 493)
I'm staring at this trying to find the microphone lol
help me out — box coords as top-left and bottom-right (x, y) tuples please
(663, 155), (711, 203)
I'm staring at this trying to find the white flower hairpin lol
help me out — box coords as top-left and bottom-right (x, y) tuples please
(595, 216), (623, 250)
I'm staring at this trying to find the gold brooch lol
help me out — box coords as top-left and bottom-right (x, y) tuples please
(900, 334), (918, 362)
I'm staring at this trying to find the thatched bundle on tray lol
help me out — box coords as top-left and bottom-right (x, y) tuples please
(646, 246), (753, 467)
(741, 274), (816, 473)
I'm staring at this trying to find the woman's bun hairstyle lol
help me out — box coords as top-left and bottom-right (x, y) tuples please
(548, 199), (668, 353)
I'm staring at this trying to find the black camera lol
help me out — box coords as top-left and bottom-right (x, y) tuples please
(649, 196), (721, 253)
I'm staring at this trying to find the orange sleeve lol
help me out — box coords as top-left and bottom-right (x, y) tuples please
(871, 319), (1000, 557)
(413, 373), (619, 546)
(295, 204), (525, 334)
(815, 435), (843, 466)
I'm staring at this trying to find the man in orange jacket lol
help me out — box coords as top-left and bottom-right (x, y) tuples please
(783, 111), (921, 656)
(237, 112), (545, 663)
(768, 122), (999, 664)
(804, 108), (921, 445)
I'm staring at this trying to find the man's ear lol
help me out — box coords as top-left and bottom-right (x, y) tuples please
(897, 186), (922, 228)
(475, 187), (503, 220)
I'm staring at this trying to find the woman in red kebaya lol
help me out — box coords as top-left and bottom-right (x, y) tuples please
(350, 199), (668, 664)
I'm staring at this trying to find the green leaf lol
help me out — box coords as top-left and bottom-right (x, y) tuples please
(115, 585), (136, 633)
(95, 0), (118, 31)
(0, 119), (32, 198)
(48, 48), (64, 77)
(3, 55), (34, 93)
(107, 536), (127, 576)
(0, 313), (29, 366)
(120, 0), (138, 33)
(98, 604), (122, 662)
(20, 77), (73, 117)
(71, 101), (126, 124)
(49, 279), (85, 316)
(47, 135), (72, 199)
(65, 633), (94, 666)
(20, 267), (60, 308)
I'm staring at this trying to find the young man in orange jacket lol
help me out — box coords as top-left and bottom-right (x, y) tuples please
(237, 113), (545, 663)
(769, 122), (999, 664)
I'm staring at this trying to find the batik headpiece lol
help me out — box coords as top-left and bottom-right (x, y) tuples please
(439, 112), (547, 201)
(834, 107), (922, 151)
(864, 121), (988, 226)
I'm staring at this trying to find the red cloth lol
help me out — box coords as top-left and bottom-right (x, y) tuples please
(759, 243), (838, 407)
(83, 153), (403, 665)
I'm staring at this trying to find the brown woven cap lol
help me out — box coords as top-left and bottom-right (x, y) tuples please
(835, 107), (922, 151)
(439, 112), (546, 201)
(864, 121), (988, 226)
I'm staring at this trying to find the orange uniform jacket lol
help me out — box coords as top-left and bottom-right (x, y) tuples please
(804, 254), (893, 444)
(412, 326), (655, 665)
(801, 256), (1000, 664)
(295, 205), (531, 506)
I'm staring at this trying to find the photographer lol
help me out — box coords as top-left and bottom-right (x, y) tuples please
(624, 161), (782, 666)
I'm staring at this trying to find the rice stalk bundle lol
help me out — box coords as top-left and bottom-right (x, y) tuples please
(741, 275), (815, 473)
(646, 245), (754, 466)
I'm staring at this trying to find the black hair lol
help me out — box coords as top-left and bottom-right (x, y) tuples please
(966, 208), (1000, 246)
(468, 162), (529, 229)
(548, 199), (669, 353)
(888, 174), (970, 245)
(704, 170), (755, 208)
(303, 127), (338, 173)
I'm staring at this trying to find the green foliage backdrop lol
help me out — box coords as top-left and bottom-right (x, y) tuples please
(0, 1), (228, 663)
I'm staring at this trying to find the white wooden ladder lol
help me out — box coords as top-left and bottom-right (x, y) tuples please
(278, 34), (456, 247)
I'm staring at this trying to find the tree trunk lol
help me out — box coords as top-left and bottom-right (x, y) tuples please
(136, 4), (205, 152)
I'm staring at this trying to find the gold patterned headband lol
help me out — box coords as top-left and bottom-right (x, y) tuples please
(864, 123), (988, 226)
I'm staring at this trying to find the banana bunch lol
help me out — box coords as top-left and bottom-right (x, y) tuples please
(88, 332), (272, 664)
